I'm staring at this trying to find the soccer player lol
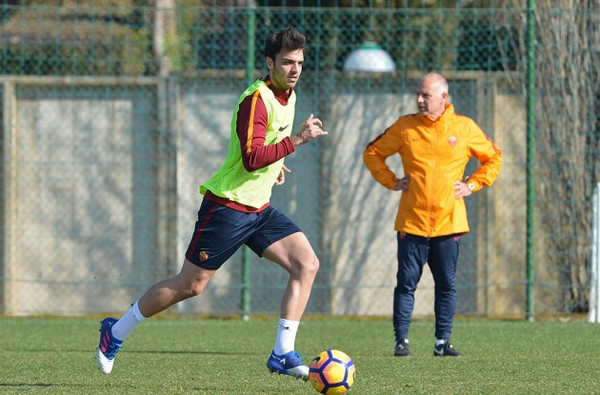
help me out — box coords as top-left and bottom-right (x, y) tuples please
(96, 27), (327, 380)
(363, 73), (502, 357)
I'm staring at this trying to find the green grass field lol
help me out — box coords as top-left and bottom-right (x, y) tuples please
(1, 316), (599, 394)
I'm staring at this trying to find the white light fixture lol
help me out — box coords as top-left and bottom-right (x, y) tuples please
(343, 41), (396, 73)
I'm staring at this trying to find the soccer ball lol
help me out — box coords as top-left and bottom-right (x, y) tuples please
(308, 349), (356, 394)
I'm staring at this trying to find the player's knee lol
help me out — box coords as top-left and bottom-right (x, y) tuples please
(303, 254), (320, 276)
(289, 253), (319, 277)
(182, 279), (207, 298)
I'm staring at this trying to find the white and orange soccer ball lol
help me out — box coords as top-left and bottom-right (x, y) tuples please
(308, 349), (356, 394)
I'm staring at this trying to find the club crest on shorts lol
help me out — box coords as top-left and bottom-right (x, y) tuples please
(198, 251), (209, 262)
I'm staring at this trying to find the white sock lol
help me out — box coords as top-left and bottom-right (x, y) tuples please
(436, 339), (446, 347)
(273, 318), (299, 355)
(111, 301), (147, 341)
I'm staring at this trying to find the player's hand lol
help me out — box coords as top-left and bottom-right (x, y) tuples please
(274, 164), (291, 186)
(394, 176), (409, 191)
(453, 180), (472, 199)
(291, 114), (328, 146)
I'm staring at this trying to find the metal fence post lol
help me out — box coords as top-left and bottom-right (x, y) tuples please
(241, 2), (256, 322)
(526, 0), (536, 322)
(589, 183), (600, 323)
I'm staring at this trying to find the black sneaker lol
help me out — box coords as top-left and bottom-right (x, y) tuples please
(394, 339), (412, 356)
(433, 341), (462, 357)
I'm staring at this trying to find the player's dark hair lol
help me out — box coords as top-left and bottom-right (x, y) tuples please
(264, 27), (306, 61)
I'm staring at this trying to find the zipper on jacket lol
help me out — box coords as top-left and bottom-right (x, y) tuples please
(428, 125), (438, 237)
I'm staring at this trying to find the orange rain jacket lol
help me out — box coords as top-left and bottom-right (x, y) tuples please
(363, 103), (502, 237)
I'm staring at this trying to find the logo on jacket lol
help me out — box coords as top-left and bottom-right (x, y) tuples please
(448, 136), (457, 147)
(278, 124), (290, 132)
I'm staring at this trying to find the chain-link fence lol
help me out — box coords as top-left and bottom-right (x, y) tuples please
(0, 2), (598, 319)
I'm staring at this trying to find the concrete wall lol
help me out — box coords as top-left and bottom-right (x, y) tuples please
(2, 78), (164, 314)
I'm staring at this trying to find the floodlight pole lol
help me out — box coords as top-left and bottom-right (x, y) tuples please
(526, 0), (536, 322)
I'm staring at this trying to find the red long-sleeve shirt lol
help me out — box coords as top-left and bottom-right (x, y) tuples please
(204, 77), (297, 212)
(236, 77), (296, 171)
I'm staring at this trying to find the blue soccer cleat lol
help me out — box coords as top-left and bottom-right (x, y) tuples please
(266, 350), (309, 380)
(95, 317), (123, 374)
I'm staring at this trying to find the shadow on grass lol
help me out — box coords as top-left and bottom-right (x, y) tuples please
(0, 383), (87, 389)
(5, 348), (257, 355)
(130, 349), (257, 355)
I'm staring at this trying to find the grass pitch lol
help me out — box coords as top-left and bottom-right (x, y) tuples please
(1, 316), (599, 394)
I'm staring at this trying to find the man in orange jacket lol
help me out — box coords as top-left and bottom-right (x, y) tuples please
(363, 73), (502, 357)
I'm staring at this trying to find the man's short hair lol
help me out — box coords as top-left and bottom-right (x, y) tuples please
(264, 27), (306, 60)
(422, 73), (449, 95)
